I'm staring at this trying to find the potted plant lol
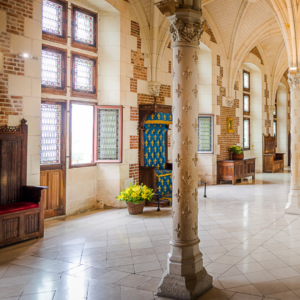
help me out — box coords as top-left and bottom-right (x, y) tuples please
(116, 182), (154, 215)
(229, 145), (244, 160)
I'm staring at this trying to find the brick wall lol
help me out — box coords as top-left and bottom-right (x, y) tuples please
(128, 21), (171, 183)
(216, 55), (240, 160)
(0, 2), (30, 125)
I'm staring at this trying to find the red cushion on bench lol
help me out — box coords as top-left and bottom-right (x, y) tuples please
(0, 202), (39, 215)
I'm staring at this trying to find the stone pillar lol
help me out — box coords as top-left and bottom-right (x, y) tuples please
(285, 73), (300, 214)
(156, 8), (212, 300)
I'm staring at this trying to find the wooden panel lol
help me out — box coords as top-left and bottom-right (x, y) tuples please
(25, 214), (39, 234)
(41, 169), (63, 218)
(3, 218), (19, 240)
(0, 140), (22, 205)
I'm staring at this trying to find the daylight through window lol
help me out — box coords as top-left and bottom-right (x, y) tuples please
(75, 11), (94, 44)
(42, 50), (62, 87)
(243, 119), (250, 150)
(198, 115), (213, 153)
(74, 57), (93, 91)
(42, 0), (63, 35)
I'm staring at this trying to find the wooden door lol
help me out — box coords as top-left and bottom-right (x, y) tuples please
(40, 102), (67, 219)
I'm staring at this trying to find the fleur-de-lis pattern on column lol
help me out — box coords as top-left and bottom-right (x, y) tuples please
(182, 206), (192, 218)
(192, 118), (198, 132)
(174, 188), (182, 202)
(183, 101), (192, 114)
(172, 210), (175, 218)
(192, 153), (198, 167)
(175, 84), (183, 97)
(175, 153), (182, 167)
(174, 223), (181, 238)
(192, 85), (198, 98)
(175, 49), (183, 63)
(192, 187), (198, 201)
(182, 171), (192, 185)
(175, 118), (182, 132)
(192, 221), (198, 236)
(193, 51), (198, 65)
(182, 136), (192, 148)
(183, 69), (192, 80)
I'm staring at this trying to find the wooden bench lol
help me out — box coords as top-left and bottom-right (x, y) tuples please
(263, 134), (284, 173)
(0, 119), (48, 247)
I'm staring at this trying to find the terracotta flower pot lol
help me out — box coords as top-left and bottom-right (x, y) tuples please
(126, 201), (145, 215)
(232, 153), (244, 160)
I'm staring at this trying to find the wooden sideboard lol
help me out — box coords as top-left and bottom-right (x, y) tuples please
(217, 158), (256, 185)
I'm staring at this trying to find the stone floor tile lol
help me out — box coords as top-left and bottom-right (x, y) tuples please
(22, 280), (60, 295)
(236, 262), (266, 274)
(230, 293), (263, 300)
(106, 257), (133, 268)
(134, 262), (162, 273)
(137, 277), (160, 291)
(115, 274), (152, 287)
(197, 287), (235, 299)
(0, 285), (24, 298)
(75, 266), (109, 279)
(132, 254), (158, 264)
(218, 274), (251, 289)
(99, 270), (131, 283)
(266, 291), (300, 300)
(228, 284), (262, 296)
(253, 280), (289, 295)
(138, 270), (164, 278)
(0, 274), (32, 288)
(205, 263), (232, 274)
(280, 275), (300, 290)
(269, 267), (300, 279)
(258, 259), (289, 270)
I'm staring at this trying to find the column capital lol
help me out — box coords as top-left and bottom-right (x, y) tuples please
(148, 81), (161, 96)
(168, 9), (205, 48)
(288, 73), (300, 91)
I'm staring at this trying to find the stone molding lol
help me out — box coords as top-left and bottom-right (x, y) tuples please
(148, 81), (161, 96)
(269, 105), (275, 114)
(288, 74), (300, 91)
(225, 97), (234, 107)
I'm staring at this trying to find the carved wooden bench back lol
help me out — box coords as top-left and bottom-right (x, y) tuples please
(263, 134), (276, 155)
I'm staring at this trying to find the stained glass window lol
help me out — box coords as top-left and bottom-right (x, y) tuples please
(42, 50), (62, 87)
(97, 108), (120, 161)
(71, 104), (94, 165)
(42, 0), (63, 35)
(244, 94), (250, 113)
(74, 11), (94, 44)
(198, 115), (213, 153)
(273, 121), (276, 136)
(40, 104), (61, 165)
(243, 119), (250, 150)
(74, 57), (93, 91)
(243, 71), (250, 89)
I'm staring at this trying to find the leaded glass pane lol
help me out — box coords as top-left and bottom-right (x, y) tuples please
(75, 11), (94, 44)
(40, 104), (61, 165)
(42, 50), (62, 87)
(198, 116), (213, 153)
(244, 119), (250, 149)
(74, 57), (93, 91)
(244, 72), (249, 89)
(244, 95), (249, 112)
(42, 0), (63, 35)
(97, 109), (120, 160)
(273, 121), (276, 135)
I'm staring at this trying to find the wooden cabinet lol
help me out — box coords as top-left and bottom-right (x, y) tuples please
(217, 158), (256, 185)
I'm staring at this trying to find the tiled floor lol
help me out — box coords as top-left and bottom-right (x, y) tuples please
(1, 171), (300, 300)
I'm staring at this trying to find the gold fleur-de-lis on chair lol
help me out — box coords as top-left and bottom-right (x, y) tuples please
(175, 118), (182, 133)
(192, 187), (198, 201)
(182, 171), (192, 185)
(192, 118), (198, 132)
(183, 101), (192, 115)
(175, 84), (183, 98)
(192, 221), (198, 236)
(192, 153), (198, 167)
(174, 188), (182, 202)
(192, 51), (198, 65)
(175, 50), (183, 63)
(183, 69), (192, 80)
(182, 136), (192, 149)
(174, 223), (181, 237)
(192, 85), (198, 99)
(175, 153), (182, 167)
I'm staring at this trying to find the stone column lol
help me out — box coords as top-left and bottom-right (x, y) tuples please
(285, 73), (300, 214)
(156, 8), (212, 300)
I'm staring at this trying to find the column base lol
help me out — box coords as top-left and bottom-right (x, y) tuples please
(285, 192), (300, 215)
(156, 268), (212, 300)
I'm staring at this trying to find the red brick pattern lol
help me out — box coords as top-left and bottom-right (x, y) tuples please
(129, 163), (139, 183)
(130, 136), (138, 149)
(130, 106), (138, 121)
(3, 54), (25, 76)
(168, 61), (171, 73)
(205, 28), (217, 44)
(159, 85), (171, 98)
(131, 21), (140, 38)
(137, 94), (165, 105)
(130, 78), (137, 93)
(133, 65), (147, 81)
(216, 56), (240, 161)
(0, 0), (33, 36)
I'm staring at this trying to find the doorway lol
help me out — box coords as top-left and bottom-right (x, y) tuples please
(40, 101), (67, 218)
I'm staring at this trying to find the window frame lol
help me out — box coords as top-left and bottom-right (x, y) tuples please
(243, 93), (250, 115)
(69, 101), (96, 169)
(243, 118), (250, 151)
(94, 105), (123, 163)
(40, 99), (67, 171)
(71, 52), (98, 99)
(198, 114), (214, 154)
(71, 4), (98, 53)
(41, 44), (67, 95)
(243, 70), (250, 92)
(42, 0), (68, 44)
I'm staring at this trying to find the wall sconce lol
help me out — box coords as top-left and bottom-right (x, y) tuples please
(19, 53), (38, 60)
